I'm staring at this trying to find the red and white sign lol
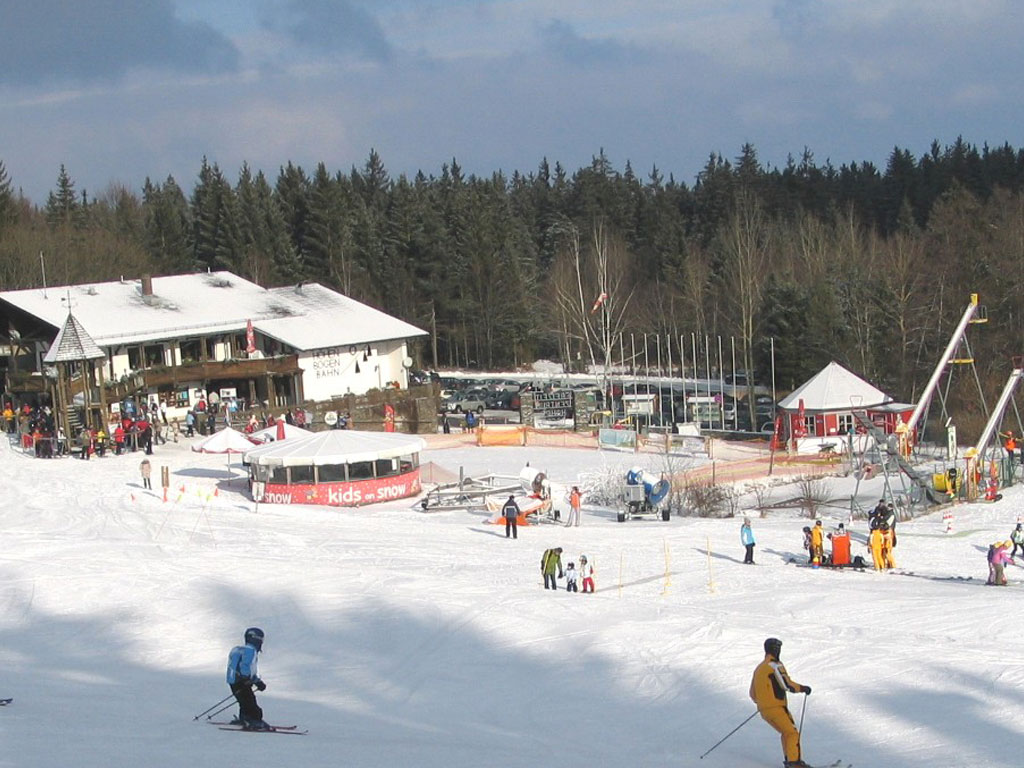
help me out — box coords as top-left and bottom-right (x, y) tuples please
(256, 469), (422, 507)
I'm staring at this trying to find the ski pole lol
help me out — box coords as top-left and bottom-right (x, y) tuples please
(699, 710), (758, 760)
(206, 699), (238, 720)
(798, 693), (808, 734)
(193, 693), (236, 721)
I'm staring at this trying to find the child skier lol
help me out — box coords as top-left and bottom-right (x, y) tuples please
(1011, 524), (1024, 558)
(579, 554), (595, 593)
(564, 562), (578, 592)
(226, 627), (270, 730)
(741, 517), (756, 564)
(989, 541), (1014, 586)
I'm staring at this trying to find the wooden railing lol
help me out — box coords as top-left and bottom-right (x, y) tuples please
(104, 355), (302, 398)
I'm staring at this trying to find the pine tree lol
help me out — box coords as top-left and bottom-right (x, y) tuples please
(45, 164), (78, 228)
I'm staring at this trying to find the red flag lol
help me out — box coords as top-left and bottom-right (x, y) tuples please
(590, 292), (608, 313)
(793, 398), (808, 438)
(276, 419), (286, 441)
(246, 319), (256, 355)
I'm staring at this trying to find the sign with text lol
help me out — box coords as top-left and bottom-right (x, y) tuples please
(257, 470), (422, 507)
(311, 347), (346, 380)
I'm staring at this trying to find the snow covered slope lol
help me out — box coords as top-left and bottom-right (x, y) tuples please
(0, 436), (1020, 767)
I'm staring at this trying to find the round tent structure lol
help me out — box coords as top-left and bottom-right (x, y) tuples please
(243, 430), (426, 506)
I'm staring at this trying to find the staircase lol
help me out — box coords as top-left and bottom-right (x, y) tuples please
(853, 410), (942, 505)
(64, 405), (84, 437)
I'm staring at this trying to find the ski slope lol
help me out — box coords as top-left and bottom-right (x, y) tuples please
(0, 434), (1020, 768)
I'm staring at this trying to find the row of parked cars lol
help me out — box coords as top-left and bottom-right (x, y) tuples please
(438, 377), (524, 413)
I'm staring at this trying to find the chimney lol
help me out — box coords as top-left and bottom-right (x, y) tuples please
(141, 275), (153, 296)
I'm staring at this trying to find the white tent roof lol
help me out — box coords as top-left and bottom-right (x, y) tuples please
(248, 422), (311, 444)
(191, 427), (258, 454)
(244, 430), (426, 467)
(778, 361), (892, 412)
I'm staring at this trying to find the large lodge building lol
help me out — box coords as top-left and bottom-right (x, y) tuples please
(0, 271), (427, 427)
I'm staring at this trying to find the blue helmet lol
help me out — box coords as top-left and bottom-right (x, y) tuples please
(244, 627), (265, 651)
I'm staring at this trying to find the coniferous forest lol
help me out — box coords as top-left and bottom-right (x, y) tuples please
(1, 138), (1024, 429)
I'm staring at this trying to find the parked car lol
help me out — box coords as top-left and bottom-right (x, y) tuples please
(446, 389), (488, 413)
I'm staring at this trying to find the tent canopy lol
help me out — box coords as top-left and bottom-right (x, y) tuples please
(249, 422), (311, 444)
(244, 430), (426, 467)
(778, 361), (892, 412)
(191, 427), (257, 454)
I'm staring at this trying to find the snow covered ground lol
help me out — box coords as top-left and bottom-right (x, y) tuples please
(0, 433), (1022, 768)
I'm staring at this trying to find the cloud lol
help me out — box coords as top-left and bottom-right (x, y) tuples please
(268, 0), (392, 62)
(538, 19), (637, 64)
(0, 0), (239, 86)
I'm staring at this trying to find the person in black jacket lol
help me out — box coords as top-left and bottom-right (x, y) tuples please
(502, 495), (520, 539)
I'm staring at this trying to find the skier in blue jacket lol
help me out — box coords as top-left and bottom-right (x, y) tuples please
(226, 627), (269, 730)
(741, 517), (756, 564)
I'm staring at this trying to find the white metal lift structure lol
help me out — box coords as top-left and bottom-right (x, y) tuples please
(851, 294), (988, 511)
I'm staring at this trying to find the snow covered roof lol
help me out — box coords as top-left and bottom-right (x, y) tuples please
(778, 361), (892, 412)
(243, 429), (426, 467)
(261, 283), (426, 349)
(0, 272), (426, 351)
(42, 312), (106, 364)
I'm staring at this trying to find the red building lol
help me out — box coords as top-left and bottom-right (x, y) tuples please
(777, 362), (914, 451)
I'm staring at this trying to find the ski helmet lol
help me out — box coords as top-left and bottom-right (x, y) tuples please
(764, 637), (782, 657)
(244, 627), (265, 651)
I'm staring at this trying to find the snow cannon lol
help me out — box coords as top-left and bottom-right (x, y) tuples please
(519, 466), (549, 497)
(620, 468), (671, 522)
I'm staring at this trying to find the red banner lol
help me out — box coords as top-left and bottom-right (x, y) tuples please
(257, 469), (421, 507)
(246, 319), (256, 355)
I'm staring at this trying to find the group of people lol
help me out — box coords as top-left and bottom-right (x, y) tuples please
(867, 499), (898, 570)
(540, 547), (595, 592)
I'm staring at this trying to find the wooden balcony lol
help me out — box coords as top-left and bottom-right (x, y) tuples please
(105, 355), (302, 397)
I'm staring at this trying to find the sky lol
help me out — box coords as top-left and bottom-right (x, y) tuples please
(1, 0), (1022, 205)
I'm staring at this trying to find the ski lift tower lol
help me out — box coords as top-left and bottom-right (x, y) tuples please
(905, 293), (987, 447)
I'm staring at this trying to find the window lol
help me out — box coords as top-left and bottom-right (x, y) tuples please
(289, 465), (314, 485)
(348, 461), (373, 480)
(180, 340), (201, 364)
(269, 466), (288, 484)
(399, 453), (417, 473)
(375, 458), (398, 478)
(144, 344), (164, 368)
(803, 415), (817, 436)
(317, 464), (346, 483)
(837, 413), (855, 434)
(127, 347), (142, 370)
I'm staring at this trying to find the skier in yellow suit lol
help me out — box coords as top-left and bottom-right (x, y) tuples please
(881, 525), (897, 568)
(869, 527), (885, 570)
(750, 637), (811, 768)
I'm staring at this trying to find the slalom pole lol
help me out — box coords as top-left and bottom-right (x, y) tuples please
(798, 692), (808, 734)
(699, 710), (758, 759)
(193, 692), (236, 721)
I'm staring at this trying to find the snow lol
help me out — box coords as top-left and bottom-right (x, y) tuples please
(0, 433), (1022, 767)
(0, 272), (426, 350)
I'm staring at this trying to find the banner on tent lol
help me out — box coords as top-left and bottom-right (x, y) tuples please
(256, 469), (421, 506)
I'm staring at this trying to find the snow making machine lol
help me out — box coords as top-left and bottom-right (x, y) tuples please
(619, 468), (671, 522)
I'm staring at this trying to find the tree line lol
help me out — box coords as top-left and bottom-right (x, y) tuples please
(1, 138), (1023, 436)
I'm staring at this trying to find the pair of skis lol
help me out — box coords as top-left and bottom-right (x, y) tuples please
(0, 699), (12, 706)
(208, 720), (307, 735)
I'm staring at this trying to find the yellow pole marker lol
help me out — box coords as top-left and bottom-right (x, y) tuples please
(662, 538), (672, 595)
(618, 552), (624, 598)
(706, 536), (716, 593)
